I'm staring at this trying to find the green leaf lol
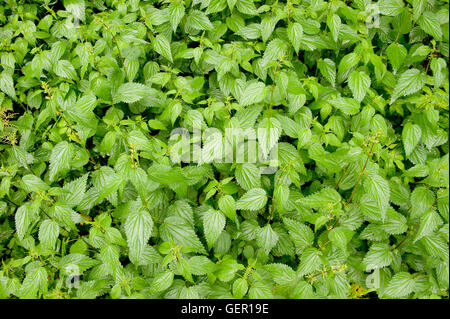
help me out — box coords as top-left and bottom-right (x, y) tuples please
(236, 188), (268, 211)
(59, 174), (88, 208)
(274, 184), (289, 212)
(207, 0), (227, 14)
(381, 209), (408, 235)
(167, 200), (194, 226)
(430, 58), (447, 88)
(22, 175), (50, 193)
(287, 22), (303, 53)
(329, 97), (360, 115)
(38, 220), (60, 250)
(129, 167), (149, 202)
(329, 227), (350, 250)
(15, 203), (38, 241)
(363, 243), (393, 271)
(160, 216), (206, 254)
(58, 253), (97, 274)
(187, 10), (213, 31)
(49, 203), (77, 231)
(218, 195), (236, 221)
(378, 0), (404, 16)
(386, 43), (407, 73)
(337, 53), (360, 83)
(63, 0), (85, 21)
(168, 2), (185, 32)
(127, 130), (156, 153)
(410, 186), (435, 219)
(299, 187), (341, 209)
(152, 35), (173, 63)
(0, 72), (15, 98)
(261, 15), (279, 42)
(227, 0), (237, 11)
(418, 12), (443, 41)
(297, 248), (322, 277)
(150, 270), (174, 294)
(113, 83), (151, 104)
(177, 257), (194, 282)
(124, 208), (154, 264)
(264, 263), (296, 285)
(256, 224), (279, 253)
(327, 13), (341, 42)
(318, 58), (336, 87)
(235, 163), (261, 191)
(233, 278), (248, 298)
(248, 281), (272, 299)
(420, 234), (449, 261)
(239, 82), (266, 106)
(282, 218), (314, 249)
(390, 69), (426, 103)
(328, 272), (350, 298)
(99, 244), (121, 275)
(262, 39), (288, 66)
(257, 117), (282, 158)
(348, 71), (371, 102)
(363, 174), (390, 219)
(203, 209), (226, 249)
(9, 146), (30, 169)
(19, 267), (48, 298)
(414, 210), (443, 243)
(188, 256), (216, 275)
(236, 0), (257, 15)
(92, 166), (123, 203)
(49, 141), (72, 182)
(402, 123), (422, 156)
(53, 60), (77, 80)
(384, 272), (415, 298)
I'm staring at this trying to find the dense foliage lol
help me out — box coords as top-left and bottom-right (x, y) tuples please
(0, 0), (448, 299)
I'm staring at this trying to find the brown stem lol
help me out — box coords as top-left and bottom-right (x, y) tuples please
(391, 222), (420, 251)
(334, 164), (349, 190)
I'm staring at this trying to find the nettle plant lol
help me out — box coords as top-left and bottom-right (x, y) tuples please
(0, 0), (448, 299)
